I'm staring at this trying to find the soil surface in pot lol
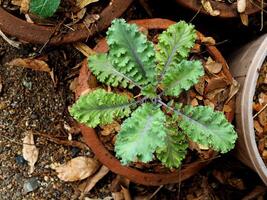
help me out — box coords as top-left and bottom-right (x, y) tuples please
(0, 0), (267, 199)
(253, 58), (267, 165)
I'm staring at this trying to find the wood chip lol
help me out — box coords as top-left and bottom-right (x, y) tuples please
(22, 131), (39, 174)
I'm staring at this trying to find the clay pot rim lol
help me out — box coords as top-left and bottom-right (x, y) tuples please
(77, 18), (235, 186)
(175, 0), (265, 18)
(0, 0), (133, 45)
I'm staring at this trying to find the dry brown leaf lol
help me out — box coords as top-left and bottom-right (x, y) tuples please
(201, 36), (216, 45)
(240, 13), (249, 26)
(51, 156), (99, 182)
(20, 0), (30, 13)
(259, 93), (267, 105)
(201, 0), (220, 16)
(74, 42), (95, 57)
(194, 76), (206, 95)
(22, 131), (39, 174)
(237, 0), (246, 13)
(100, 121), (120, 136)
(226, 79), (240, 103)
(8, 58), (51, 72)
(83, 14), (100, 27)
(80, 165), (109, 194)
(206, 77), (228, 93)
(205, 61), (223, 74)
(69, 77), (79, 93)
(254, 120), (264, 134)
(258, 109), (267, 127)
(7, 58), (56, 84)
(112, 192), (124, 200)
(223, 104), (232, 113)
(76, 0), (99, 9)
(191, 98), (199, 106)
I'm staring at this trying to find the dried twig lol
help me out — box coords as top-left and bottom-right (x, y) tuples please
(32, 132), (89, 150)
(0, 29), (20, 48)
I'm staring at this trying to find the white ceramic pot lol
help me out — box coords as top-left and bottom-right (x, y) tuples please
(229, 34), (267, 185)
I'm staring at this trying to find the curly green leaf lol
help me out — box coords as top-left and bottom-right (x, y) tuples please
(70, 89), (132, 128)
(89, 53), (136, 89)
(156, 127), (188, 168)
(175, 105), (237, 153)
(115, 103), (166, 165)
(107, 19), (156, 86)
(156, 21), (196, 75)
(162, 60), (204, 96)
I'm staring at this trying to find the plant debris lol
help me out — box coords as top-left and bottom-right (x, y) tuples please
(22, 131), (39, 174)
(253, 59), (267, 164)
(51, 156), (100, 182)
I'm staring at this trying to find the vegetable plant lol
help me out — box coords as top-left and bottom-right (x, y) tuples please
(70, 19), (238, 168)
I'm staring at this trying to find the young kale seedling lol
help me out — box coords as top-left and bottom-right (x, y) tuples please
(70, 19), (237, 168)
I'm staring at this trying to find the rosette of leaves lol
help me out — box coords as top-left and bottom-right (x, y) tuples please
(70, 19), (237, 168)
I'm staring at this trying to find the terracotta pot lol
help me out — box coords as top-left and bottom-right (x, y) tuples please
(0, 0), (133, 45)
(229, 34), (267, 185)
(76, 18), (236, 186)
(175, 0), (265, 18)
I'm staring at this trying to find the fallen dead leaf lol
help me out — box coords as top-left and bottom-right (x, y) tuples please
(8, 58), (50, 72)
(201, 36), (216, 45)
(100, 121), (120, 136)
(206, 77), (229, 93)
(51, 156), (99, 182)
(254, 120), (264, 134)
(22, 131), (39, 174)
(79, 165), (109, 194)
(7, 58), (55, 84)
(226, 79), (240, 104)
(240, 13), (249, 26)
(201, 0), (220, 16)
(73, 42), (95, 57)
(76, 0), (99, 9)
(237, 0), (246, 13)
(205, 61), (223, 74)
(194, 76), (206, 95)
(20, 0), (30, 13)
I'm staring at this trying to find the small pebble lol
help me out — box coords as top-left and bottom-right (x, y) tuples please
(71, 147), (80, 157)
(15, 155), (27, 165)
(23, 177), (39, 194)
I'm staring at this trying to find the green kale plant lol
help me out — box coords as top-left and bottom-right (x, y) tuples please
(30, 0), (60, 18)
(70, 19), (238, 168)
